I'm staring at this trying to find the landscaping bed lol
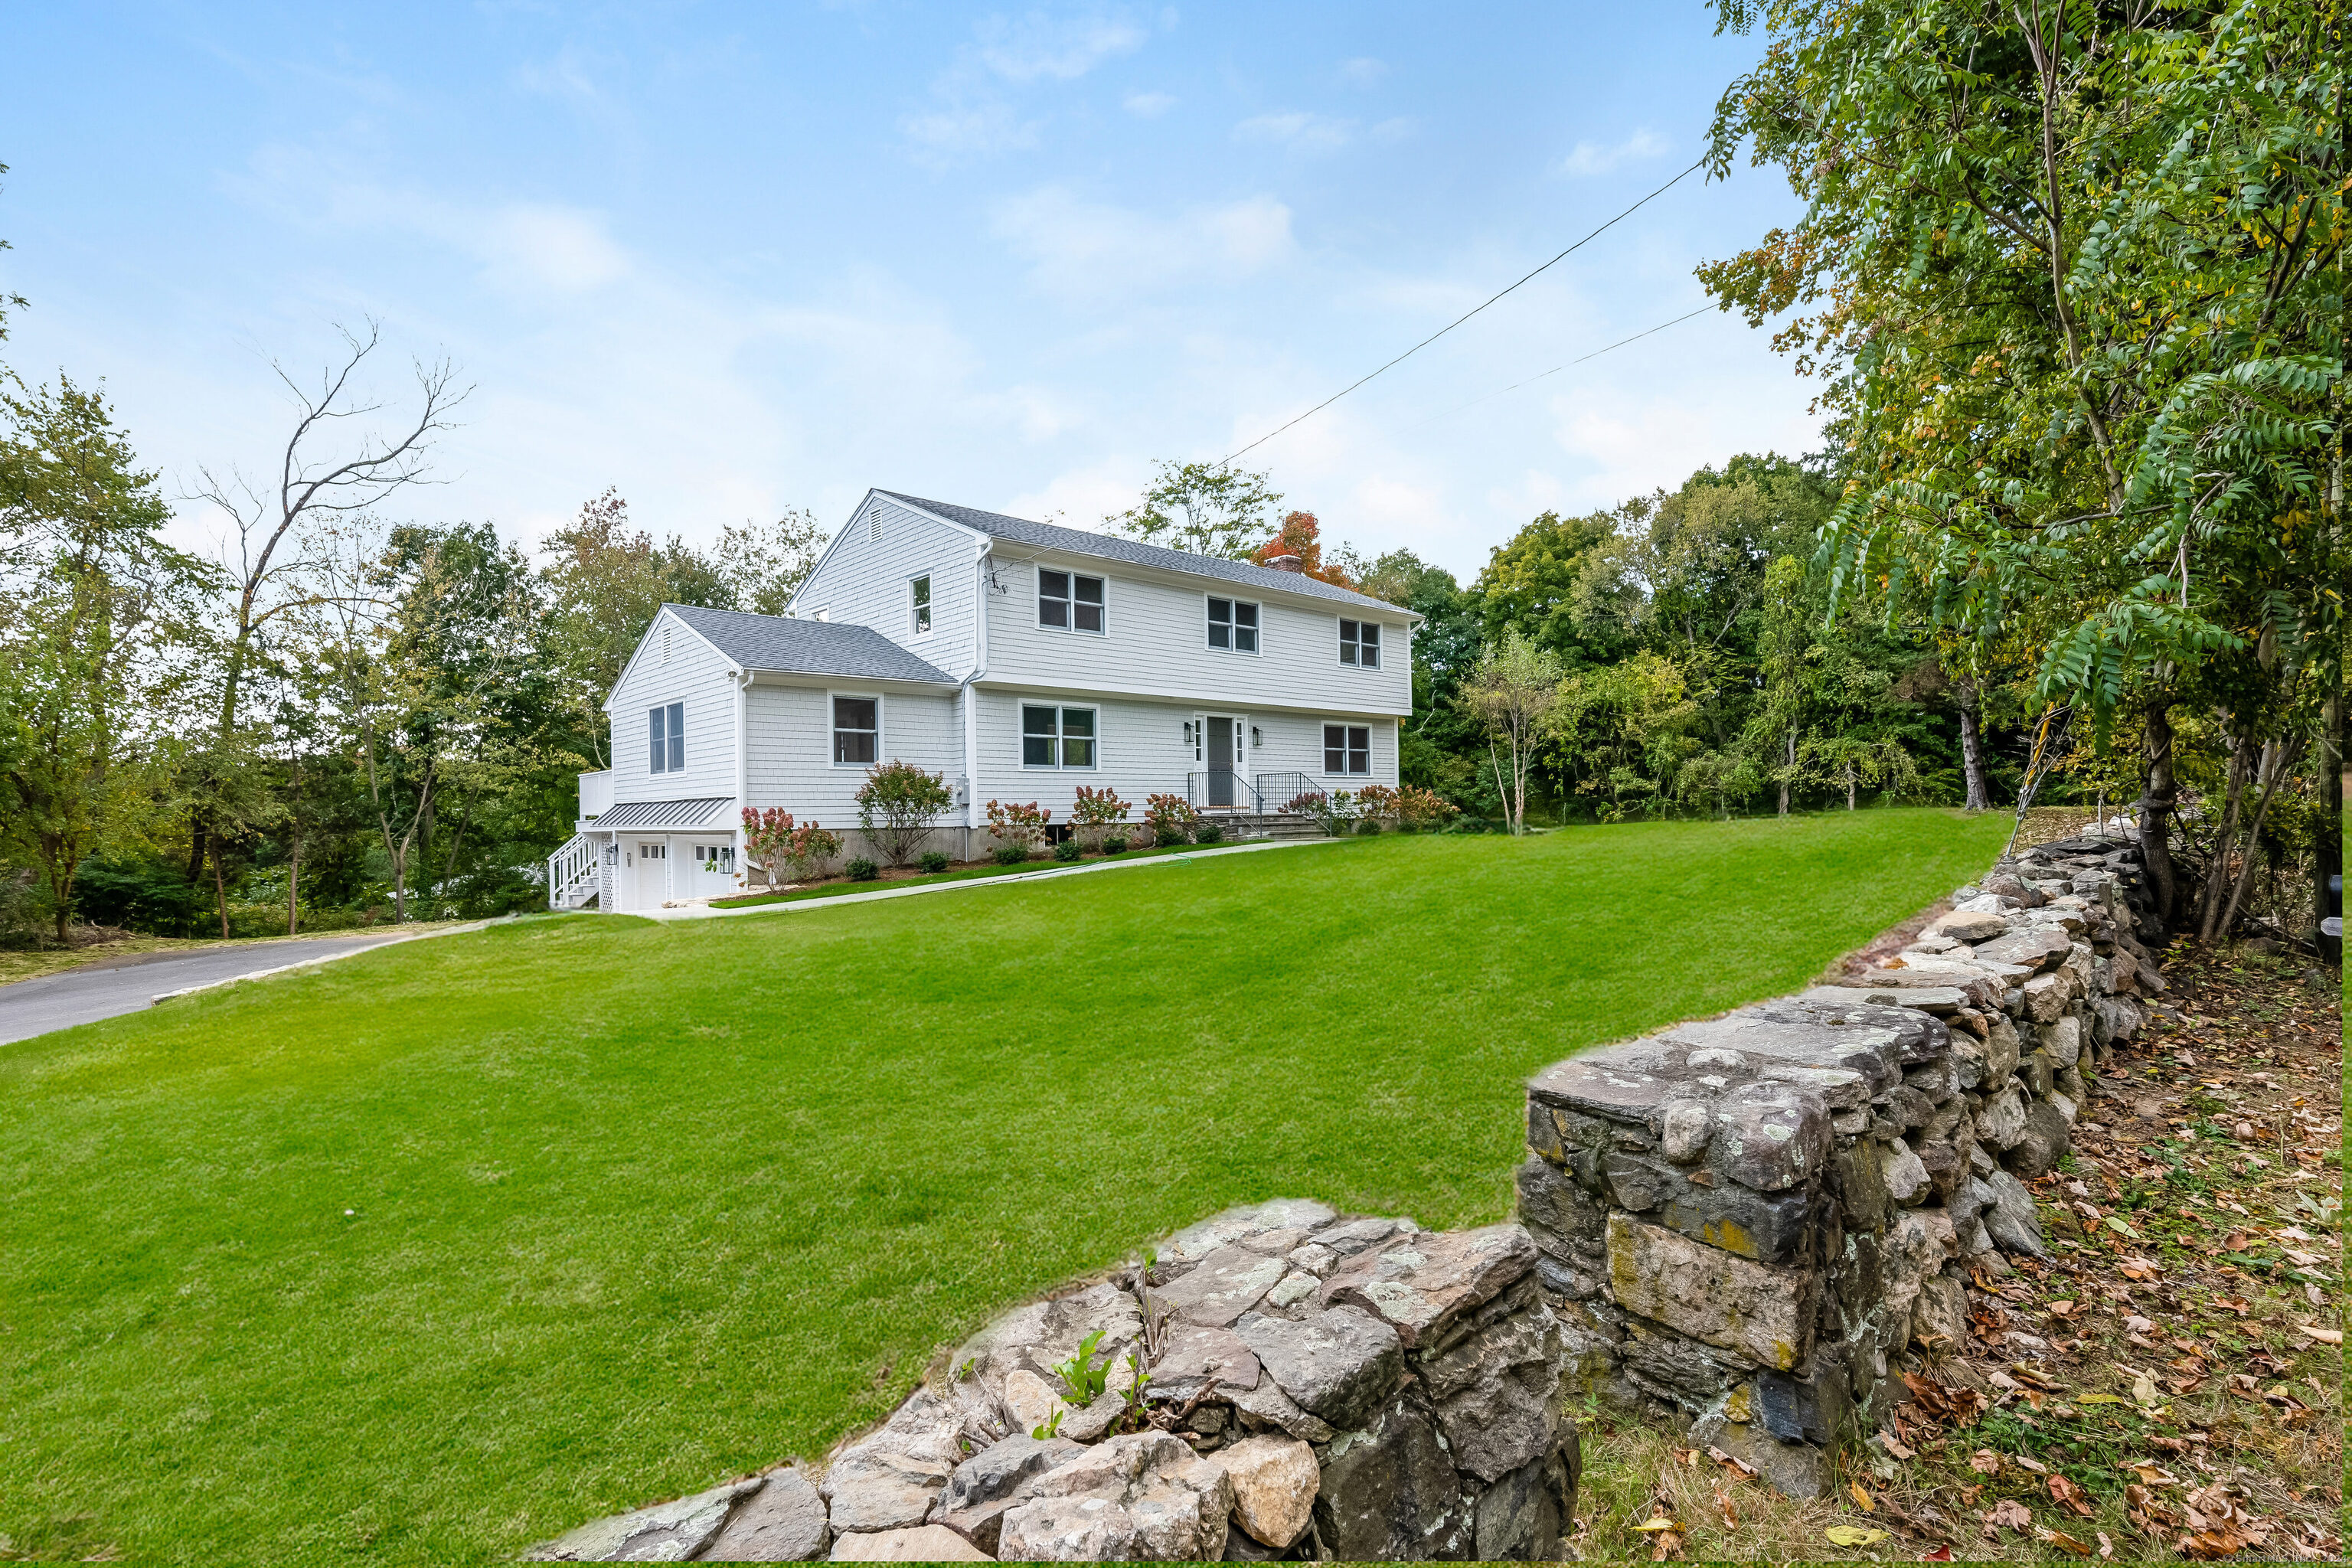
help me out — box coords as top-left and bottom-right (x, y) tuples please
(705, 836), (1276, 910)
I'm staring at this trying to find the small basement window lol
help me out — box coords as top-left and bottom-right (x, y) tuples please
(833, 696), (879, 765)
(1339, 619), (1380, 668)
(648, 701), (684, 774)
(1323, 724), (1370, 776)
(1207, 597), (1259, 653)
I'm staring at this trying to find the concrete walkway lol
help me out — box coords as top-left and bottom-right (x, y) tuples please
(0, 933), (436, 1046)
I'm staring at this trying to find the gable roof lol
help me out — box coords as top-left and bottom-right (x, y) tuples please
(664, 603), (956, 684)
(875, 491), (1413, 617)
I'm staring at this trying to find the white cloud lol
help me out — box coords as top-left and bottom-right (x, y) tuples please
(990, 187), (1295, 297)
(1338, 57), (1387, 87)
(900, 101), (1040, 162)
(1543, 381), (1818, 509)
(1007, 459), (1144, 525)
(1233, 111), (1353, 155)
(975, 11), (1148, 83)
(482, 204), (632, 292)
(1561, 128), (1669, 178)
(1122, 89), (1177, 117)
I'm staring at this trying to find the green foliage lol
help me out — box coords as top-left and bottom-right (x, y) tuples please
(855, 761), (954, 866)
(1054, 1329), (1112, 1405)
(1191, 822), (1223, 845)
(918, 851), (951, 874)
(845, 858), (879, 883)
(991, 843), (1031, 866)
(1051, 839), (1082, 862)
(1103, 461), (1284, 558)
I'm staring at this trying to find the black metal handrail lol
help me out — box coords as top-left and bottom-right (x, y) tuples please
(1187, 769), (1263, 812)
(1253, 773), (1322, 815)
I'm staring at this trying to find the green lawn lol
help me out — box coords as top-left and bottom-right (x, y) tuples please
(1, 810), (2007, 1563)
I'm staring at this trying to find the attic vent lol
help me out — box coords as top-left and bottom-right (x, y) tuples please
(661, 625), (671, 663)
(868, 511), (881, 542)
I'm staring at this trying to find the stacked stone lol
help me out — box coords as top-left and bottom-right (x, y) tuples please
(528, 1200), (1579, 1563)
(1517, 828), (2164, 1499)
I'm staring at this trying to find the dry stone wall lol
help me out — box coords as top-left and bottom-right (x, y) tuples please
(1519, 825), (2165, 1498)
(526, 827), (2166, 1557)
(528, 1200), (1579, 1562)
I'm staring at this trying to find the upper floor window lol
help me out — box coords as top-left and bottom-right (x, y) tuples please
(1022, 704), (1097, 769)
(1207, 596), (1259, 653)
(910, 576), (933, 636)
(833, 696), (878, 765)
(648, 701), (684, 773)
(1323, 724), (1370, 776)
(1339, 619), (1380, 668)
(1038, 569), (1106, 633)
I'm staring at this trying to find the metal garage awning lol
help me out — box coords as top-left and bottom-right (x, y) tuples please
(590, 797), (736, 829)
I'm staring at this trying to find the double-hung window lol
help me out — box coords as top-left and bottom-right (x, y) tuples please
(1339, 619), (1380, 668)
(1207, 597), (1259, 653)
(910, 575), (933, 636)
(833, 697), (878, 765)
(1037, 570), (1106, 633)
(1022, 704), (1097, 769)
(648, 701), (684, 774)
(1323, 724), (1370, 776)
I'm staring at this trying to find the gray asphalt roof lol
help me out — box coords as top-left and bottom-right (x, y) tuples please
(877, 491), (1412, 616)
(666, 604), (956, 684)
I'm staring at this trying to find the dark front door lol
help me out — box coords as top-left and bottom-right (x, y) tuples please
(1207, 716), (1237, 808)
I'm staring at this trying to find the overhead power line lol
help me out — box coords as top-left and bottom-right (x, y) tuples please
(1404, 305), (1716, 431)
(1217, 155), (1708, 468)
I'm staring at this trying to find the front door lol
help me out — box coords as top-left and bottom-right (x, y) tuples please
(1207, 716), (1240, 808)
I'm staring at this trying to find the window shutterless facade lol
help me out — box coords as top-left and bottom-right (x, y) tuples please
(691, 844), (736, 872)
(1339, 619), (1380, 668)
(1037, 569), (1106, 633)
(1207, 596), (1259, 653)
(648, 701), (684, 773)
(910, 575), (932, 636)
(832, 696), (879, 765)
(1022, 704), (1098, 768)
(1323, 724), (1371, 776)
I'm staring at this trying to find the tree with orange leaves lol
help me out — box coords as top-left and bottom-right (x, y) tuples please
(1250, 511), (1357, 590)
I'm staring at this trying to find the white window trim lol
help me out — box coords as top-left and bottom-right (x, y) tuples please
(1205, 594), (1262, 656)
(1020, 702), (1100, 770)
(1321, 722), (1373, 778)
(1035, 566), (1109, 637)
(648, 699), (685, 776)
(1339, 619), (1383, 670)
(910, 573), (934, 639)
(828, 689), (884, 769)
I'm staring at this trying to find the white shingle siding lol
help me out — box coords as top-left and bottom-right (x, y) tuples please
(795, 496), (979, 678)
(607, 610), (741, 805)
(969, 692), (1396, 812)
(745, 683), (962, 824)
(981, 554), (1412, 717)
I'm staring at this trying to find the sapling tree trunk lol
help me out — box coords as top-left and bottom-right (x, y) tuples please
(1957, 683), (1991, 811)
(2139, 703), (2181, 928)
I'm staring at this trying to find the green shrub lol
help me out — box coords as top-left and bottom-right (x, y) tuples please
(1102, 835), (1129, 854)
(845, 858), (880, 882)
(1193, 822), (1224, 845)
(1356, 818), (1383, 835)
(1154, 827), (1187, 848)
(1052, 840), (1082, 862)
(991, 844), (1031, 866)
(918, 851), (951, 874)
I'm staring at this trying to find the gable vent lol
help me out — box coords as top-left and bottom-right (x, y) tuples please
(868, 510), (881, 542)
(662, 625), (671, 662)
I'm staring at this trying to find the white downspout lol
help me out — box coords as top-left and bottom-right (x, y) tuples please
(735, 667), (751, 893)
(962, 541), (991, 835)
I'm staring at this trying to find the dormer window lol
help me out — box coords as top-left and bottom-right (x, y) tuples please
(1339, 619), (1380, 668)
(1038, 570), (1105, 633)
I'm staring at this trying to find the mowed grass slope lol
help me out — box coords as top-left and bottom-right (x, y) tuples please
(2, 811), (2007, 1563)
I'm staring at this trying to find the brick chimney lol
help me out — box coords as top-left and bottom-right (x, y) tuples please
(1266, 554), (1304, 572)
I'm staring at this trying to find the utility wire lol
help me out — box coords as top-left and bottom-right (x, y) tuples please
(1403, 305), (1715, 432)
(1217, 155), (1707, 468)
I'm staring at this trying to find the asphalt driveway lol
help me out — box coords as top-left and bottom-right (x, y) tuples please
(0, 934), (421, 1046)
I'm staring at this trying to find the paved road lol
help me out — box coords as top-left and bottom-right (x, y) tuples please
(0, 935), (420, 1046)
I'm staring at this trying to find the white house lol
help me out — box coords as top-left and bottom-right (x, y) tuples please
(550, 490), (1419, 911)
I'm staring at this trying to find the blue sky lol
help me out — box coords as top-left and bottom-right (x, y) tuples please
(0, 2), (1816, 580)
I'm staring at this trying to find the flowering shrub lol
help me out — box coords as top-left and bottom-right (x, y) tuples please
(855, 760), (955, 865)
(985, 799), (1053, 851)
(1396, 785), (1460, 832)
(1354, 784), (1403, 824)
(1284, 790), (1356, 837)
(1142, 792), (1199, 846)
(740, 807), (844, 884)
(1069, 785), (1132, 849)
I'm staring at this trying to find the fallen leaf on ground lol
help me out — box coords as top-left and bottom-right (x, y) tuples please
(1988, 1499), (2033, 1533)
(2096, 1530), (2115, 1559)
(2039, 1525), (2094, 1556)
(1850, 1481), (1875, 1513)
(1629, 1517), (1679, 1533)
(1918, 1548), (1954, 1563)
(1713, 1488), (1737, 1529)
(1825, 1525), (1888, 1547)
(2050, 1475), (2096, 1517)
(1968, 1449), (2001, 1475)
(2012, 1453), (2050, 1474)
(1703, 1445), (1756, 1479)
(2293, 1324), (2341, 1344)
(1648, 1527), (1684, 1562)
(1876, 1426), (1914, 1459)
